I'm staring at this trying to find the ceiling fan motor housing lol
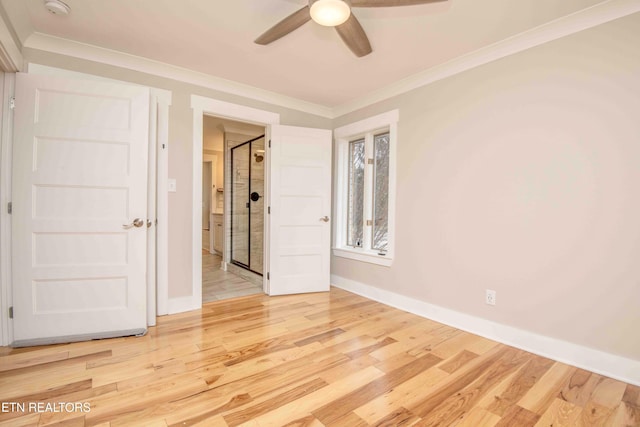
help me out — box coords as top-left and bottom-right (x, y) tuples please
(258, 0), (444, 57)
(309, 0), (352, 27)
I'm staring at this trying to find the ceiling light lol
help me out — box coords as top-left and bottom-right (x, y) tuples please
(44, 0), (71, 15)
(310, 0), (351, 27)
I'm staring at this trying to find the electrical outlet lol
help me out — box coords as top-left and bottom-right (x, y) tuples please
(485, 289), (496, 306)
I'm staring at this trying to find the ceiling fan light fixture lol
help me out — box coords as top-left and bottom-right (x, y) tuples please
(310, 0), (351, 27)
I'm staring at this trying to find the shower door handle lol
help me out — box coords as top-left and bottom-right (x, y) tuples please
(320, 216), (330, 222)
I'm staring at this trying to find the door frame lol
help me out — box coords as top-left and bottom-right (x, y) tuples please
(0, 67), (172, 346)
(202, 153), (217, 254)
(0, 72), (15, 346)
(189, 95), (279, 313)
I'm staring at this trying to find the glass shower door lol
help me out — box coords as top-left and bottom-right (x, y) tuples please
(230, 136), (265, 275)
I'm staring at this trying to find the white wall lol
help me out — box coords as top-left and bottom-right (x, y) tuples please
(332, 13), (640, 362)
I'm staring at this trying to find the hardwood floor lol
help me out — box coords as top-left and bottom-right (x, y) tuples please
(202, 250), (262, 303)
(0, 288), (638, 426)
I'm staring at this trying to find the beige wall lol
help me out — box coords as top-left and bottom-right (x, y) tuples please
(22, 47), (331, 299)
(332, 13), (640, 360)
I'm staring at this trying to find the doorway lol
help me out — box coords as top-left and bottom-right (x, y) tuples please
(201, 115), (264, 302)
(191, 95), (332, 308)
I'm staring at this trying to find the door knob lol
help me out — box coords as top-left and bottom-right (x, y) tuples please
(320, 216), (330, 222)
(122, 218), (145, 229)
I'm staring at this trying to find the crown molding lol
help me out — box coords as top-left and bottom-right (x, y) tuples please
(0, 6), (22, 72)
(333, 0), (640, 117)
(20, 0), (640, 119)
(23, 32), (334, 119)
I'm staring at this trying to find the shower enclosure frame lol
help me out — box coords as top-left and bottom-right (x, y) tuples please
(229, 134), (265, 276)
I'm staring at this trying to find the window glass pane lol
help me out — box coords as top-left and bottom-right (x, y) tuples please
(347, 139), (365, 247)
(372, 132), (389, 251)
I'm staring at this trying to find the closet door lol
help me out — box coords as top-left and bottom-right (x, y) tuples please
(11, 73), (149, 346)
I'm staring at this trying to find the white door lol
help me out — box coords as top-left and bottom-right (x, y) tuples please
(267, 125), (332, 295)
(11, 73), (150, 346)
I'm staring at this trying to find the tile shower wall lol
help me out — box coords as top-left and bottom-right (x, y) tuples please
(231, 143), (250, 267)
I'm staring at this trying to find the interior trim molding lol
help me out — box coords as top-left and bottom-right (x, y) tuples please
(192, 95), (280, 125)
(153, 89), (172, 318)
(332, 0), (640, 116)
(20, 0), (640, 119)
(23, 33), (333, 119)
(187, 95), (278, 315)
(331, 274), (640, 387)
(0, 8), (22, 72)
(0, 72), (15, 347)
(167, 296), (196, 316)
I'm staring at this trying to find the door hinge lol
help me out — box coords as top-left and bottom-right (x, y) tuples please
(267, 272), (270, 280)
(366, 219), (373, 226)
(8, 306), (13, 319)
(7, 202), (12, 214)
(9, 97), (15, 110)
(268, 206), (271, 214)
(367, 158), (374, 165)
(268, 139), (271, 148)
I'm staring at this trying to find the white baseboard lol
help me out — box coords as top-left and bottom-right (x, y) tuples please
(167, 295), (199, 315)
(331, 275), (640, 387)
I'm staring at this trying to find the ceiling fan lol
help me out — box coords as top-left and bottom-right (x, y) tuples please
(255, 0), (447, 57)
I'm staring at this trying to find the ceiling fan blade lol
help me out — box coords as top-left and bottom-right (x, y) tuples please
(351, 0), (446, 7)
(335, 14), (372, 57)
(255, 6), (311, 45)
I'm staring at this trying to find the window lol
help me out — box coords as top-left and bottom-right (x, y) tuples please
(334, 110), (398, 266)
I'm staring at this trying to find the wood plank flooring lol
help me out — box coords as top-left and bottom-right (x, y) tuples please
(0, 287), (638, 426)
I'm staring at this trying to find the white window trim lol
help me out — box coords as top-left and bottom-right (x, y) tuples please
(333, 109), (398, 267)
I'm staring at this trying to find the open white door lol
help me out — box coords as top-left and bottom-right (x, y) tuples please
(11, 73), (149, 346)
(267, 125), (332, 295)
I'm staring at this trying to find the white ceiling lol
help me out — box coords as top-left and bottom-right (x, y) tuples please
(1, 0), (609, 108)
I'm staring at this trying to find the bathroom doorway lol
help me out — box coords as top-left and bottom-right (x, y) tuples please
(201, 115), (264, 302)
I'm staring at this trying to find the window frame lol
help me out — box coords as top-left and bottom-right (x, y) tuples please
(333, 110), (398, 267)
